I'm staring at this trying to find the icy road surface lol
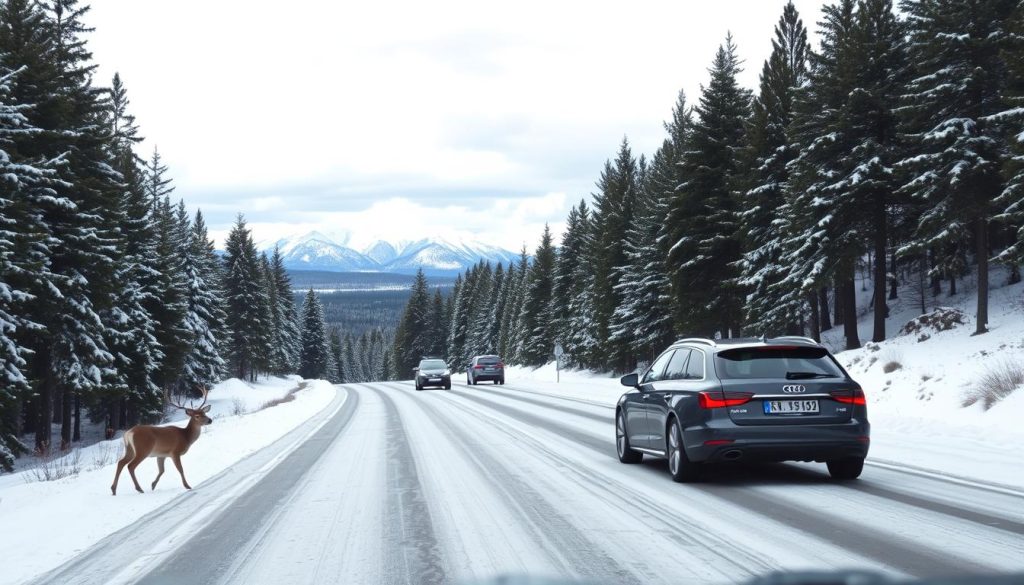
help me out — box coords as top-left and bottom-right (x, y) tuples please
(34, 380), (1024, 585)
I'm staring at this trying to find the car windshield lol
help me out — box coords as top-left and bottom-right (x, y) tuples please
(715, 346), (843, 379)
(420, 360), (447, 370)
(478, 356), (500, 365)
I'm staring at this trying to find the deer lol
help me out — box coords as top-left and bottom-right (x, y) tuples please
(111, 387), (213, 495)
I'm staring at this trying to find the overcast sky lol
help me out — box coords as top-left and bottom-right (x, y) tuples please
(86, 0), (823, 251)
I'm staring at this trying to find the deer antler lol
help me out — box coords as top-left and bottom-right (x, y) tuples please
(194, 386), (209, 410)
(165, 386), (209, 412)
(166, 387), (189, 411)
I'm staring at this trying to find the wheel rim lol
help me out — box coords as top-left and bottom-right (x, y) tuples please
(669, 424), (680, 475)
(616, 415), (626, 456)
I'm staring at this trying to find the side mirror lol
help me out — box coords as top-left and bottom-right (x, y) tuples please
(620, 373), (639, 388)
(413, 367), (419, 372)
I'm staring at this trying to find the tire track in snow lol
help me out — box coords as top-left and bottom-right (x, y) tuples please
(436, 383), (993, 578)
(369, 387), (449, 585)
(475, 381), (1024, 536)
(382, 383), (645, 585)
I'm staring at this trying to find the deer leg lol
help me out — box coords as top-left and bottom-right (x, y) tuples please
(151, 457), (166, 491)
(111, 435), (135, 496)
(127, 455), (146, 493)
(172, 455), (191, 490)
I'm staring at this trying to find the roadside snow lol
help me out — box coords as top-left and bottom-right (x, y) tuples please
(0, 377), (337, 585)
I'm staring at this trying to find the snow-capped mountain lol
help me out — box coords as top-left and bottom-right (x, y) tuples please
(259, 232), (519, 275)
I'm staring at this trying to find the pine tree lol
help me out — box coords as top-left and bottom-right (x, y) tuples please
(518, 225), (557, 366)
(563, 202), (599, 367)
(993, 1), (1024, 267)
(223, 215), (266, 380)
(298, 289), (329, 379)
(898, 0), (1018, 334)
(483, 263), (505, 353)
(738, 3), (810, 336)
(393, 269), (432, 376)
(666, 35), (752, 339)
(269, 246), (301, 373)
(590, 139), (639, 368)
(329, 329), (344, 383)
(426, 289), (447, 358)
(179, 208), (226, 391)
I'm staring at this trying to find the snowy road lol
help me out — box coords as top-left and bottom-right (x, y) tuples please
(35, 380), (1024, 585)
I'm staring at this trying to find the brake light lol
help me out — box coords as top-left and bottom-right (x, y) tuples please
(496, 363), (504, 368)
(474, 365), (484, 369)
(698, 391), (753, 409)
(704, 439), (735, 446)
(830, 389), (866, 405)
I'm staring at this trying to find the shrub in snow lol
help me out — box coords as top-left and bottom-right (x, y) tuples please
(962, 360), (1024, 410)
(899, 307), (967, 341)
(26, 447), (82, 483)
(883, 361), (902, 374)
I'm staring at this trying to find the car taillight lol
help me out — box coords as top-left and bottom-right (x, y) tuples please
(830, 389), (866, 405)
(474, 365), (484, 369)
(496, 363), (504, 368)
(698, 391), (753, 409)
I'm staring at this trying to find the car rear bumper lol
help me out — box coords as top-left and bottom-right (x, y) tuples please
(471, 372), (504, 381)
(683, 419), (870, 463)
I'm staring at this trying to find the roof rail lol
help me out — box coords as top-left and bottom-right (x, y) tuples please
(769, 336), (820, 345)
(675, 338), (717, 347)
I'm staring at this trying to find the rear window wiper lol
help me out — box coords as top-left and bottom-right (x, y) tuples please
(785, 371), (833, 379)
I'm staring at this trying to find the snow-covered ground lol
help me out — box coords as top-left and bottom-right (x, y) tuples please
(0, 377), (337, 585)
(505, 271), (1024, 491)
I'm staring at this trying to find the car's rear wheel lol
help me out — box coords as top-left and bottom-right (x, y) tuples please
(827, 457), (864, 480)
(667, 420), (699, 482)
(415, 381), (422, 391)
(499, 378), (505, 385)
(616, 412), (643, 464)
(444, 382), (451, 390)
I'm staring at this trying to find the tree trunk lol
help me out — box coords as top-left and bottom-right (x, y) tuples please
(1010, 264), (1021, 285)
(949, 273), (957, 296)
(873, 199), (887, 343)
(808, 292), (821, 343)
(975, 217), (989, 335)
(35, 352), (54, 453)
(889, 249), (899, 300)
(841, 276), (860, 350)
(109, 398), (121, 433)
(52, 380), (62, 426)
(930, 249), (942, 297)
(73, 393), (81, 442)
(60, 385), (72, 449)
(833, 281), (844, 326)
(819, 288), (831, 331)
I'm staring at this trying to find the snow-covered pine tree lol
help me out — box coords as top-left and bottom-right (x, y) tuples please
(897, 0), (1018, 335)
(738, 3), (810, 337)
(0, 60), (51, 468)
(447, 264), (476, 365)
(993, 2), (1024, 268)
(505, 248), (531, 363)
(342, 333), (356, 382)
(518, 225), (557, 366)
(496, 263), (516, 360)
(324, 327), (340, 384)
(298, 289), (329, 379)
(101, 72), (164, 430)
(590, 139), (638, 369)
(147, 153), (191, 391)
(465, 261), (493, 358)
(565, 201), (600, 368)
(483, 263), (505, 353)
(427, 289), (447, 358)
(270, 246), (301, 373)
(178, 206), (227, 392)
(223, 215), (267, 381)
(666, 34), (752, 340)
(329, 329), (343, 383)
(394, 269), (432, 376)
(783, 0), (865, 349)
(344, 333), (362, 382)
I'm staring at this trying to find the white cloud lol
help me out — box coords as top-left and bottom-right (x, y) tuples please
(86, 0), (823, 250)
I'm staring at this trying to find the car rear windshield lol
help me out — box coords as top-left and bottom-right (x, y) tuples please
(477, 356), (500, 365)
(714, 346), (843, 380)
(420, 360), (447, 369)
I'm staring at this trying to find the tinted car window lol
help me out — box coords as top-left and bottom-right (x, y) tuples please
(478, 356), (500, 365)
(642, 350), (675, 383)
(420, 359), (447, 370)
(663, 349), (691, 380)
(685, 350), (705, 379)
(715, 347), (842, 379)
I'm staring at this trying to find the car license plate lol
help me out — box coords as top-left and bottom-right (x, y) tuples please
(764, 400), (819, 414)
(429, 378), (441, 382)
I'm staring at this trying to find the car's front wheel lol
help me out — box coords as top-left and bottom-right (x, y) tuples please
(667, 419), (699, 482)
(616, 412), (642, 464)
(826, 457), (864, 480)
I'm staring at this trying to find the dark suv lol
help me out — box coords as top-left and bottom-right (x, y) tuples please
(615, 337), (869, 482)
(414, 358), (451, 390)
(466, 355), (505, 385)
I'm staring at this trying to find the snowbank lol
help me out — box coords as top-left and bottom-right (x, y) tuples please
(0, 377), (337, 585)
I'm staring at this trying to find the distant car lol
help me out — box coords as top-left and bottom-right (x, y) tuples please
(414, 358), (451, 390)
(616, 337), (869, 482)
(466, 355), (505, 385)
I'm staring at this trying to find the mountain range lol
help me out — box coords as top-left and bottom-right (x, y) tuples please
(256, 231), (521, 275)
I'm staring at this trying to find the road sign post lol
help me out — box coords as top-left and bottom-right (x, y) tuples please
(554, 343), (564, 383)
